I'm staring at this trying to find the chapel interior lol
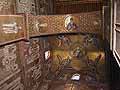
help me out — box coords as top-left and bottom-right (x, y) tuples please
(0, 0), (120, 90)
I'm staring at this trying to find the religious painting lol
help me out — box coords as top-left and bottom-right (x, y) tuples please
(0, 15), (26, 46)
(44, 34), (109, 90)
(65, 16), (78, 31)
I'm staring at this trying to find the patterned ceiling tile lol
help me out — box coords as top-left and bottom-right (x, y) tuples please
(0, 0), (15, 14)
(16, 0), (36, 15)
(27, 11), (102, 37)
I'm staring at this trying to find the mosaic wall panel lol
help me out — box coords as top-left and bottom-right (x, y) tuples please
(0, 43), (24, 90)
(27, 11), (102, 37)
(16, 0), (36, 15)
(0, 15), (26, 46)
(50, 11), (102, 34)
(46, 34), (108, 89)
(0, 0), (15, 14)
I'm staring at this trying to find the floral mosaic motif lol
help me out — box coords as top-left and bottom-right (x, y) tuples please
(0, 0), (11, 11)
(26, 65), (42, 90)
(31, 65), (42, 81)
(0, 43), (21, 86)
(1, 44), (19, 72)
(26, 38), (40, 64)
